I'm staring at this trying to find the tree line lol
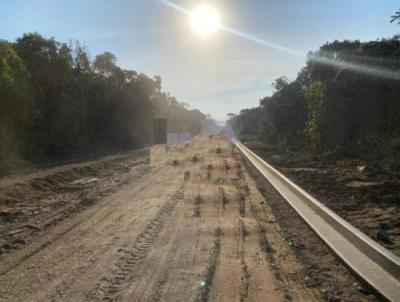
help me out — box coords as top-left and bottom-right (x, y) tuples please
(229, 35), (400, 173)
(0, 33), (211, 171)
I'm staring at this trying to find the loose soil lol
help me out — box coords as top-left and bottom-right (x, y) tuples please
(0, 136), (382, 301)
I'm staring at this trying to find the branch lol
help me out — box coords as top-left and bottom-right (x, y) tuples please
(391, 9), (400, 23)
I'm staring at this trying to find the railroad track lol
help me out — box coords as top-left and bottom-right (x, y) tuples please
(232, 139), (400, 302)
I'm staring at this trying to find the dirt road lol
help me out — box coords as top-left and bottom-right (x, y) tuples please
(0, 136), (377, 301)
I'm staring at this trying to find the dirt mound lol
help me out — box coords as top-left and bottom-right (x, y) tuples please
(0, 149), (150, 255)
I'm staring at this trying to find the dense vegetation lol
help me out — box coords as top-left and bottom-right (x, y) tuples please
(229, 35), (400, 174)
(0, 33), (210, 172)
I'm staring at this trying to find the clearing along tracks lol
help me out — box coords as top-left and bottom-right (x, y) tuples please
(0, 135), (379, 301)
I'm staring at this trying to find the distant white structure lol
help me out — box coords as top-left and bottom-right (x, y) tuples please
(167, 132), (192, 145)
(167, 133), (179, 145)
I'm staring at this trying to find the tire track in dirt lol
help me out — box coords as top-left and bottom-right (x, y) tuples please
(238, 219), (250, 302)
(0, 165), (178, 302)
(242, 162), (321, 302)
(250, 199), (307, 302)
(142, 224), (188, 302)
(0, 136), (331, 302)
(40, 167), (176, 302)
(195, 227), (223, 302)
(147, 272), (169, 302)
(86, 188), (185, 302)
(0, 164), (161, 279)
(121, 180), (202, 302)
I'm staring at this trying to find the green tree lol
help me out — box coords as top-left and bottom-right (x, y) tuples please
(305, 81), (325, 149)
(0, 41), (33, 163)
(260, 77), (308, 146)
(94, 52), (117, 76)
(0, 32), (209, 170)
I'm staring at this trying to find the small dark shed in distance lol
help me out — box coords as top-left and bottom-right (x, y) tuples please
(153, 118), (168, 144)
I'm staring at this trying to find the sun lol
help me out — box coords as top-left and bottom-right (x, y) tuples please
(190, 4), (221, 37)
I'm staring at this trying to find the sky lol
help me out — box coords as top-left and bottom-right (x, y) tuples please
(0, 0), (399, 120)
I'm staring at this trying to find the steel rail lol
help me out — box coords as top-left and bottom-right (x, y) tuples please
(233, 138), (400, 302)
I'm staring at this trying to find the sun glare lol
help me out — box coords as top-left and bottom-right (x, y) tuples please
(190, 4), (221, 37)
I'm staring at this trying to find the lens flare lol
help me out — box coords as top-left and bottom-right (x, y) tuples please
(159, 0), (400, 81)
(219, 25), (303, 57)
(160, 0), (190, 15)
(309, 55), (400, 81)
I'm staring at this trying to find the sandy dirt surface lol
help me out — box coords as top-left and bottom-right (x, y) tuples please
(0, 135), (380, 301)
